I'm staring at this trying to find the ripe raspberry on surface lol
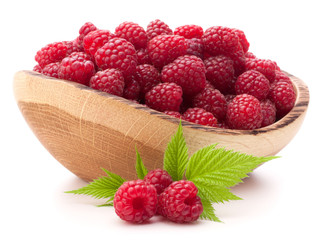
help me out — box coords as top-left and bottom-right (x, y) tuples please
(226, 94), (263, 130)
(273, 70), (293, 86)
(42, 62), (60, 78)
(183, 108), (218, 127)
(202, 26), (241, 55)
(35, 42), (68, 68)
(94, 38), (137, 78)
(268, 81), (296, 119)
(123, 77), (141, 101)
(204, 55), (235, 94)
(115, 22), (147, 49)
(164, 111), (182, 119)
(133, 64), (161, 97)
(136, 48), (152, 65)
(161, 55), (206, 96)
(145, 82), (183, 112)
(83, 29), (115, 57)
(245, 58), (276, 82)
(147, 35), (187, 69)
(146, 19), (173, 41)
(235, 70), (270, 100)
(186, 38), (204, 59)
(192, 88), (227, 121)
(144, 169), (173, 195)
(58, 54), (96, 85)
(232, 28), (249, 53)
(89, 68), (125, 96)
(260, 99), (276, 127)
(158, 180), (203, 223)
(77, 22), (97, 50)
(33, 64), (42, 73)
(68, 51), (94, 61)
(63, 40), (82, 55)
(174, 25), (203, 39)
(113, 180), (157, 223)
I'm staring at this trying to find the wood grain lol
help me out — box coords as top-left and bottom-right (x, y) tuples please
(13, 70), (309, 181)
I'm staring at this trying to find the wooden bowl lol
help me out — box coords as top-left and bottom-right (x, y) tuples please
(13, 70), (309, 181)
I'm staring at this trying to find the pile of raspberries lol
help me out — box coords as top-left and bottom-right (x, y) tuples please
(34, 20), (296, 130)
(114, 169), (203, 223)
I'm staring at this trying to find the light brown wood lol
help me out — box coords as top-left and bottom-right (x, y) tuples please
(13, 70), (309, 181)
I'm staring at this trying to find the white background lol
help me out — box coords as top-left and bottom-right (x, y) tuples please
(1, 0), (322, 239)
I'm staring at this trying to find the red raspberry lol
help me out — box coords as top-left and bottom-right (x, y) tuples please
(42, 62), (60, 78)
(33, 64), (42, 73)
(235, 70), (270, 100)
(35, 42), (68, 68)
(94, 38), (137, 78)
(232, 28), (250, 53)
(145, 82), (183, 112)
(113, 180), (157, 223)
(268, 81), (296, 119)
(63, 40), (82, 55)
(164, 111), (182, 119)
(245, 51), (256, 59)
(226, 94), (263, 130)
(146, 19), (173, 41)
(77, 22), (97, 49)
(260, 99), (276, 127)
(134, 64), (161, 97)
(136, 48), (152, 65)
(123, 78), (141, 101)
(83, 29), (115, 57)
(158, 180), (203, 223)
(144, 169), (173, 195)
(273, 70), (293, 86)
(183, 108), (218, 127)
(192, 88), (227, 121)
(58, 53), (96, 85)
(89, 69), (125, 96)
(202, 26), (241, 55)
(186, 38), (204, 59)
(68, 51), (93, 61)
(161, 55), (206, 96)
(228, 48), (246, 76)
(204, 55), (235, 94)
(115, 22), (147, 49)
(174, 25), (203, 39)
(245, 58), (276, 82)
(147, 35), (187, 69)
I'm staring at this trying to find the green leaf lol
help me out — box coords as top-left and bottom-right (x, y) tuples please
(65, 168), (126, 200)
(163, 121), (189, 181)
(135, 148), (148, 179)
(199, 198), (221, 222)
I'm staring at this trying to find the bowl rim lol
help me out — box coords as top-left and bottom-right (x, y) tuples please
(21, 70), (310, 135)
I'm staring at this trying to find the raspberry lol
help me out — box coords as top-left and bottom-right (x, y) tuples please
(145, 82), (183, 112)
(164, 111), (182, 119)
(147, 35), (187, 69)
(202, 26), (241, 55)
(174, 25), (203, 39)
(161, 55), (206, 96)
(69, 51), (93, 61)
(268, 81), (296, 119)
(94, 38), (137, 78)
(235, 70), (270, 100)
(134, 64), (161, 97)
(232, 28), (249, 53)
(146, 19), (173, 41)
(33, 64), (42, 73)
(186, 38), (204, 59)
(228, 48), (246, 76)
(158, 180), (203, 223)
(204, 55), (235, 94)
(144, 169), (173, 195)
(226, 94), (263, 130)
(136, 48), (152, 65)
(245, 51), (256, 59)
(83, 29), (115, 57)
(192, 88), (227, 121)
(113, 180), (157, 223)
(63, 40), (82, 55)
(123, 78), (141, 100)
(35, 42), (68, 68)
(245, 58), (276, 82)
(115, 22), (147, 49)
(58, 53), (96, 85)
(273, 70), (293, 86)
(42, 62), (60, 78)
(260, 99), (276, 127)
(77, 22), (97, 49)
(183, 108), (218, 127)
(89, 69), (125, 96)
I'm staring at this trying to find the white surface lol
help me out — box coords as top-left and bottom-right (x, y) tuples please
(1, 0), (322, 239)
